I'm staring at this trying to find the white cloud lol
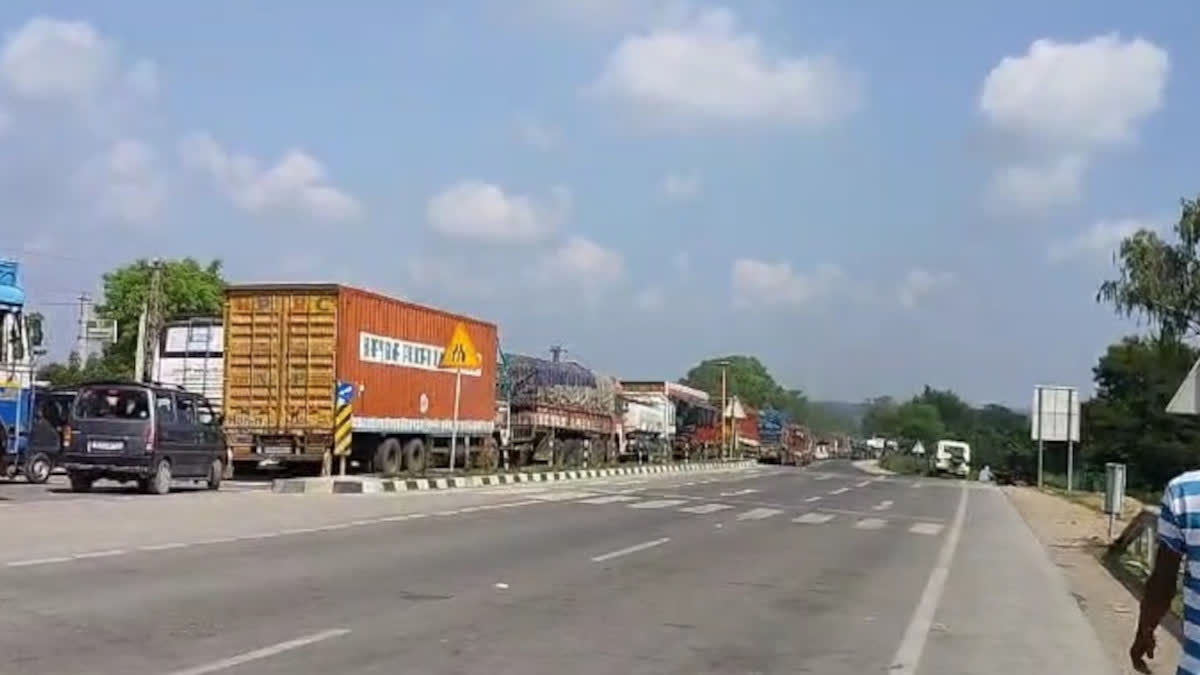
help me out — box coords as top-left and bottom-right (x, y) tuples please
(897, 267), (953, 309)
(75, 139), (167, 227)
(1047, 218), (1153, 263)
(661, 170), (702, 200)
(731, 258), (843, 310)
(979, 34), (1168, 215)
(526, 236), (626, 300)
(985, 154), (1087, 214)
(179, 132), (363, 223)
(406, 256), (498, 300)
(0, 17), (155, 105)
(586, 7), (860, 129)
(427, 180), (569, 244)
(633, 285), (666, 311)
(979, 34), (1168, 149)
(515, 115), (562, 151)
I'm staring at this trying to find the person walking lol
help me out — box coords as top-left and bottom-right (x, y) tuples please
(1131, 471), (1193, 673)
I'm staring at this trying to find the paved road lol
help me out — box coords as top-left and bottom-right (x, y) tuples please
(0, 461), (1114, 674)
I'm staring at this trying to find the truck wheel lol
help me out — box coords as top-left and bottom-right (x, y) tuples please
(68, 472), (93, 493)
(375, 438), (402, 477)
(24, 453), (53, 484)
(403, 438), (427, 475)
(475, 438), (499, 473)
(145, 459), (172, 495)
(206, 459), (223, 490)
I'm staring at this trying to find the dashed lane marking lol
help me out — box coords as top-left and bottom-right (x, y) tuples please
(909, 523), (945, 536)
(628, 499), (689, 510)
(874, 500), (894, 511)
(578, 494), (640, 505)
(679, 503), (732, 514)
(736, 508), (784, 521)
(855, 518), (888, 530)
(591, 537), (671, 563)
(719, 488), (760, 497)
(792, 512), (836, 525)
(829, 487), (850, 495)
(805, 496), (822, 503)
(855, 480), (872, 487)
(166, 628), (351, 675)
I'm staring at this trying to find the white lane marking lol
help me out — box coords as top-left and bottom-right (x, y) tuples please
(792, 512), (835, 525)
(911, 483), (923, 488)
(531, 491), (598, 502)
(814, 474), (833, 481)
(829, 487), (850, 495)
(591, 537), (671, 563)
(139, 542), (189, 551)
(855, 518), (887, 530)
(629, 499), (688, 509)
(6, 556), (72, 567)
(433, 510), (461, 516)
(72, 549), (126, 559)
(166, 628), (351, 675)
(719, 488), (760, 497)
(909, 523), (945, 536)
(736, 508), (783, 521)
(856, 480), (871, 488)
(679, 503), (732, 514)
(874, 500), (894, 511)
(579, 495), (639, 505)
(890, 485), (968, 675)
(805, 496), (822, 503)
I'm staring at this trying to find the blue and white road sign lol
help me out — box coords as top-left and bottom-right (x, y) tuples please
(336, 381), (355, 407)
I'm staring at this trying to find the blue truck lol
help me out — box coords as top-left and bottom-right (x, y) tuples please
(0, 260), (51, 482)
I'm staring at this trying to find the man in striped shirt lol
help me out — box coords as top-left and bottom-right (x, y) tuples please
(1132, 473), (1194, 673)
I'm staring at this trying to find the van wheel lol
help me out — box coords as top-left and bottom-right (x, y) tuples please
(24, 453), (53, 484)
(145, 459), (172, 495)
(68, 472), (93, 493)
(403, 438), (426, 475)
(375, 438), (402, 477)
(207, 459), (223, 490)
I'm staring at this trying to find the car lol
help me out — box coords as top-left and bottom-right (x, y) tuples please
(0, 386), (75, 484)
(62, 381), (226, 495)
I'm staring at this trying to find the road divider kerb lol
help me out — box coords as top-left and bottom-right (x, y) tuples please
(271, 461), (758, 495)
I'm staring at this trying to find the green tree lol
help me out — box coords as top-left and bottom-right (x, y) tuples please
(893, 401), (945, 446)
(861, 396), (899, 436)
(1098, 196), (1200, 339)
(94, 258), (226, 375)
(1083, 336), (1200, 491)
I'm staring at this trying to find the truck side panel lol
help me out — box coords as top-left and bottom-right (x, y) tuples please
(223, 289), (339, 457)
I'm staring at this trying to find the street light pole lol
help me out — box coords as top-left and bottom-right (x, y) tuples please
(718, 360), (729, 461)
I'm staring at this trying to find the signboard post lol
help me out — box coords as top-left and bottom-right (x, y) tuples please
(1031, 385), (1080, 491)
(334, 381), (355, 477)
(440, 322), (481, 472)
(1105, 462), (1126, 540)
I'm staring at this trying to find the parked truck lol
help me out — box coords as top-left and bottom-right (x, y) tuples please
(152, 318), (224, 412)
(503, 352), (619, 468)
(222, 283), (499, 476)
(619, 381), (677, 463)
(0, 260), (49, 482)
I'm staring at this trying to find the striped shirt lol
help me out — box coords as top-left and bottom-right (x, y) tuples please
(1159, 471), (1200, 674)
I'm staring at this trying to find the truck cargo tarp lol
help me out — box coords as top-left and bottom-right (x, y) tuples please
(758, 408), (786, 444)
(505, 353), (617, 415)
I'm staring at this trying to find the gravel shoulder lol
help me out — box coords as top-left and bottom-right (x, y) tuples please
(1004, 486), (1181, 675)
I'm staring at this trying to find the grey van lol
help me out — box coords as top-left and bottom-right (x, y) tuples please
(62, 381), (226, 495)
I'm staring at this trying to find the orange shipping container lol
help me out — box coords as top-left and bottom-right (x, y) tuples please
(223, 283), (498, 470)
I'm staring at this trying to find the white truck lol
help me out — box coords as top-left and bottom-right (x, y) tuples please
(151, 318), (224, 411)
(933, 439), (971, 477)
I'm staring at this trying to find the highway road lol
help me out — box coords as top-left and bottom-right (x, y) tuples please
(0, 461), (1115, 674)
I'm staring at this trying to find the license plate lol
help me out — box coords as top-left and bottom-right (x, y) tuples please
(261, 446), (292, 455)
(89, 440), (125, 452)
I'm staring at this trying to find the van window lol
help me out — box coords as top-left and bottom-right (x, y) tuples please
(176, 395), (197, 424)
(196, 398), (217, 426)
(74, 387), (150, 420)
(156, 392), (177, 423)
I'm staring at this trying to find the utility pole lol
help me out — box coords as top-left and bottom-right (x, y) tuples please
(75, 292), (92, 362)
(717, 359), (729, 461)
(549, 344), (564, 363)
(141, 258), (164, 382)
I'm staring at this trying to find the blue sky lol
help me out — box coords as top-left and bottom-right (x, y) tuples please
(1, 1), (1197, 407)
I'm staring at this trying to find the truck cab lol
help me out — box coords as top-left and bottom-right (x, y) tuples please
(0, 260), (47, 481)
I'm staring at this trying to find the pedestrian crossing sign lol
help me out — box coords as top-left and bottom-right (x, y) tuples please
(440, 322), (481, 370)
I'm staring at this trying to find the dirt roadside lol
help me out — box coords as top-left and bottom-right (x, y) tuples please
(1004, 486), (1182, 675)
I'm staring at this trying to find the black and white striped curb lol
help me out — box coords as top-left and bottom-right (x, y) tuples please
(272, 461), (758, 495)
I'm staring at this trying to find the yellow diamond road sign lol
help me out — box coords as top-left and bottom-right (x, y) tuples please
(440, 322), (481, 370)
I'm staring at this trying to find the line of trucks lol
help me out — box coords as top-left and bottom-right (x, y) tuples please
(0, 264), (852, 479)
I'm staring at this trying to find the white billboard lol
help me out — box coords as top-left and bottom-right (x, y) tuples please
(1031, 385), (1080, 443)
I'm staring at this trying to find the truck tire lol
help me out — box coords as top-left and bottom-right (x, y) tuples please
(375, 438), (402, 477)
(24, 452), (53, 484)
(403, 438), (427, 475)
(206, 459), (223, 490)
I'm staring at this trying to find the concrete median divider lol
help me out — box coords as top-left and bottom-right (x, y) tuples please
(272, 460), (758, 495)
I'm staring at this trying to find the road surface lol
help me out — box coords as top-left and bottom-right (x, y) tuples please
(0, 461), (1115, 674)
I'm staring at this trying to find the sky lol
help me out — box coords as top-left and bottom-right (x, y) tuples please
(0, 0), (1197, 407)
